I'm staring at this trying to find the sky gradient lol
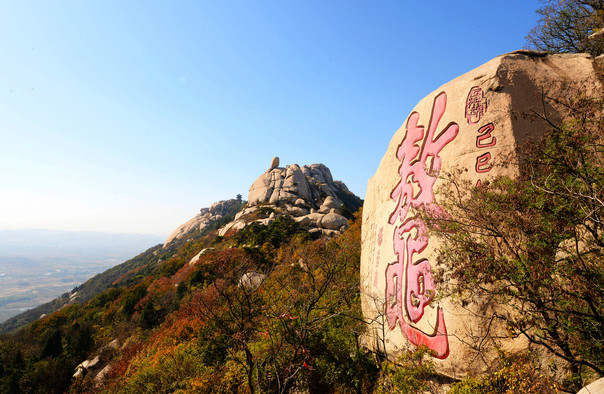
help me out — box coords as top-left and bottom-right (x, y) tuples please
(1, 1), (541, 237)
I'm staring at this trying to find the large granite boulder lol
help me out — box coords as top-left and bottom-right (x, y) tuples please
(319, 212), (349, 230)
(360, 51), (603, 379)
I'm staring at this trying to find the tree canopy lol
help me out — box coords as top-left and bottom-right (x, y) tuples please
(526, 0), (604, 55)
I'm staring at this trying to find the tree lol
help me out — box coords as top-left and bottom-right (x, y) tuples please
(526, 0), (604, 55)
(185, 212), (375, 394)
(41, 329), (63, 359)
(425, 94), (604, 390)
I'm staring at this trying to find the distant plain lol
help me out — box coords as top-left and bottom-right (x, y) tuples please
(0, 229), (162, 323)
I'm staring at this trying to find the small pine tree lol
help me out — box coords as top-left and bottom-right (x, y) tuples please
(41, 329), (63, 359)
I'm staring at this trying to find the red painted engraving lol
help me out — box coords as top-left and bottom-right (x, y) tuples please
(386, 92), (457, 359)
(475, 152), (492, 173)
(465, 86), (487, 125)
(476, 123), (496, 148)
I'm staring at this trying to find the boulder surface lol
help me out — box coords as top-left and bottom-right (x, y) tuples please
(360, 51), (603, 379)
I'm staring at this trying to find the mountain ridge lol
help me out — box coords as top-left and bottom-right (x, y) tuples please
(0, 160), (362, 335)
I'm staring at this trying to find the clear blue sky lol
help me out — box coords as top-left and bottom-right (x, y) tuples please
(1, 1), (541, 237)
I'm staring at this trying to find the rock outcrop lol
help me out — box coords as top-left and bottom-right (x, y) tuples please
(360, 52), (603, 379)
(248, 163), (361, 211)
(163, 199), (243, 247)
(73, 338), (120, 383)
(216, 162), (362, 238)
(164, 161), (362, 246)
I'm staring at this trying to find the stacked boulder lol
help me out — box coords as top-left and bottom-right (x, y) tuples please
(219, 161), (362, 237)
(163, 160), (362, 247)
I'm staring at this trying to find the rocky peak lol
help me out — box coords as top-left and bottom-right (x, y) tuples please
(215, 160), (362, 238)
(248, 161), (361, 211)
(163, 160), (362, 248)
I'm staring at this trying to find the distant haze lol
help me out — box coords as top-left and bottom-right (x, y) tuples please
(0, 229), (163, 258)
(0, 229), (163, 323)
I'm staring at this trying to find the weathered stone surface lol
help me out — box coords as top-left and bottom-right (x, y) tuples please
(294, 215), (311, 226)
(73, 355), (102, 378)
(318, 205), (331, 214)
(256, 218), (274, 226)
(166, 162), (361, 245)
(248, 162), (361, 212)
(209, 199), (240, 216)
(577, 377), (604, 394)
(218, 220), (247, 236)
(361, 52), (603, 379)
(286, 206), (309, 217)
(305, 212), (325, 226)
(95, 364), (112, 383)
(323, 196), (342, 209)
(319, 213), (348, 230)
(238, 272), (267, 289)
(189, 248), (214, 266)
(320, 229), (341, 237)
(163, 213), (208, 247)
(235, 206), (258, 221)
(270, 156), (280, 170)
(164, 199), (242, 247)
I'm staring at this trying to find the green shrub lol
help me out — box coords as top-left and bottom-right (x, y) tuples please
(450, 352), (558, 393)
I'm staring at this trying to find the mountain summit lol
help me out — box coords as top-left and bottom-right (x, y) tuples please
(164, 159), (362, 247)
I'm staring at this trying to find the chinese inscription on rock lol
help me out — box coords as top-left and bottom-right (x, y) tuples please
(385, 92), (458, 359)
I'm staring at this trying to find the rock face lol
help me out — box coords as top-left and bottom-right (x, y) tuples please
(360, 52), (603, 379)
(248, 163), (361, 210)
(163, 199), (242, 247)
(215, 162), (362, 238)
(577, 377), (604, 394)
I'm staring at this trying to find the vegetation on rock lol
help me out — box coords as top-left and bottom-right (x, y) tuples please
(425, 94), (604, 391)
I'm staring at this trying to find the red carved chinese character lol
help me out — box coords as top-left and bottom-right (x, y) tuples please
(465, 86), (487, 125)
(476, 123), (496, 148)
(386, 92), (456, 359)
(475, 152), (492, 173)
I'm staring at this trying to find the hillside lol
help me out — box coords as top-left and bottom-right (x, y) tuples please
(0, 161), (377, 393)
